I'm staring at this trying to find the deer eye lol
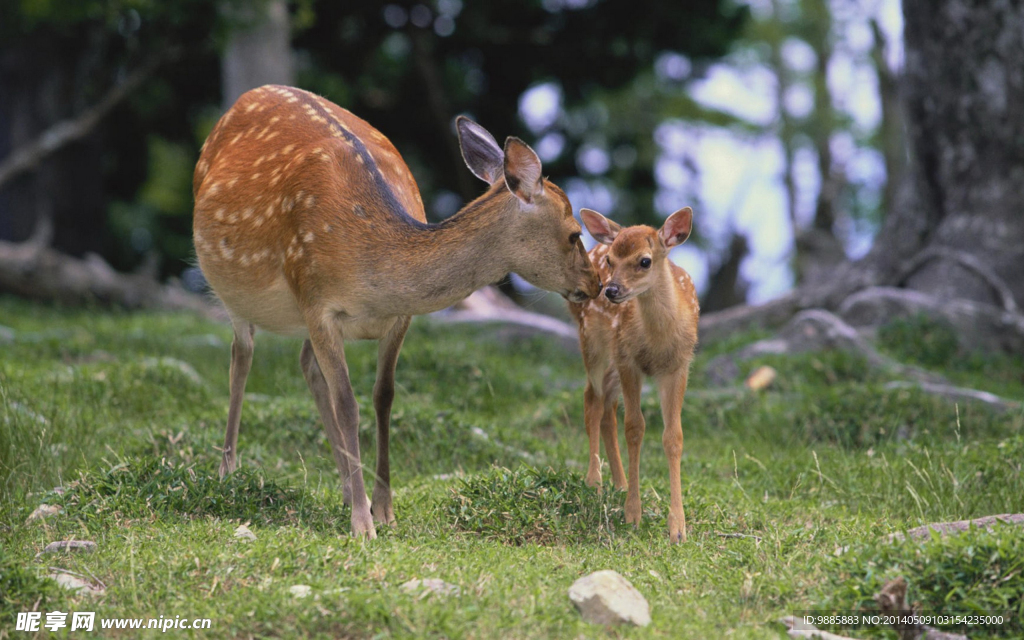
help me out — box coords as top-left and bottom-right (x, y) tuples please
(639, 257), (652, 269)
(606, 257), (614, 268)
(569, 232), (581, 245)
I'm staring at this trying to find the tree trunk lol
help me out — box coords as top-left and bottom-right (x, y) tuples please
(870, 0), (1024, 308)
(221, 0), (294, 109)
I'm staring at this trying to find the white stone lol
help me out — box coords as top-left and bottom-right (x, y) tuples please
(234, 524), (257, 542)
(26, 504), (62, 523)
(400, 578), (460, 597)
(289, 585), (312, 598)
(568, 570), (650, 627)
(49, 572), (105, 596)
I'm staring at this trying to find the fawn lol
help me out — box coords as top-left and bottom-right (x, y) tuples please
(193, 85), (601, 539)
(568, 206), (699, 542)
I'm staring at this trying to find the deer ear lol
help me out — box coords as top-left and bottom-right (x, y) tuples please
(659, 206), (693, 248)
(580, 208), (621, 245)
(503, 137), (544, 204)
(457, 116), (504, 184)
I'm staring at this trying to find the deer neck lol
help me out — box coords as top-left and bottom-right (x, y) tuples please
(372, 187), (517, 316)
(633, 262), (680, 335)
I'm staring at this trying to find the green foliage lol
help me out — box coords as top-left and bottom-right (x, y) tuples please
(878, 314), (961, 369)
(0, 546), (59, 627)
(447, 466), (626, 546)
(57, 457), (348, 531)
(823, 526), (1024, 637)
(2, 298), (1023, 637)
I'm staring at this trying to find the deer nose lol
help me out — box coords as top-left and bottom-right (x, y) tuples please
(605, 285), (620, 300)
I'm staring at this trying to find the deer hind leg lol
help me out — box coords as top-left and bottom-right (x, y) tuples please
(219, 320), (254, 478)
(305, 316), (375, 539)
(619, 365), (646, 526)
(599, 369), (626, 491)
(658, 369), (689, 543)
(370, 316), (410, 526)
(300, 340), (352, 506)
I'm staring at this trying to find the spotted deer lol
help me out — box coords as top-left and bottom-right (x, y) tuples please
(192, 85), (601, 539)
(568, 206), (698, 542)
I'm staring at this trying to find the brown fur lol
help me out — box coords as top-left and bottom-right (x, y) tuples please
(569, 208), (699, 543)
(193, 85), (601, 539)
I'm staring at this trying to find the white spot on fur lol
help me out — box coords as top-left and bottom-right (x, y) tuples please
(303, 231), (314, 243)
(219, 238), (234, 259)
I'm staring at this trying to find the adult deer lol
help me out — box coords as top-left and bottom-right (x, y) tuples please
(193, 85), (601, 539)
(569, 207), (698, 542)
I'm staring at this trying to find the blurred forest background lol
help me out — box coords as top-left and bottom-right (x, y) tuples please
(0, 0), (907, 314)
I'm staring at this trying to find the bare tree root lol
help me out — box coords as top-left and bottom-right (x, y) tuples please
(875, 578), (967, 640)
(887, 514), (1024, 542)
(895, 247), (1018, 314)
(703, 309), (945, 386)
(883, 381), (1021, 412)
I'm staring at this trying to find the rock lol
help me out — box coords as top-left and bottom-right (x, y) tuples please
(234, 524), (257, 542)
(41, 541), (96, 554)
(49, 572), (105, 596)
(26, 504), (62, 523)
(400, 578), (461, 597)
(744, 365), (777, 391)
(289, 585), (312, 598)
(568, 570), (650, 627)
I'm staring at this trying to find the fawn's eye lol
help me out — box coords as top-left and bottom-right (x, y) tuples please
(569, 232), (581, 245)
(639, 257), (652, 269)
(606, 257), (614, 268)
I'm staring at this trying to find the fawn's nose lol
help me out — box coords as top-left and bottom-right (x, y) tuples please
(604, 285), (620, 300)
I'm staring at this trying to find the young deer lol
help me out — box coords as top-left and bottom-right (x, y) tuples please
(568, 207), (698, 543)
(193, 85), (601, 539)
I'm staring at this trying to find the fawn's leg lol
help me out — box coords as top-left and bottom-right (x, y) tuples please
(600, 369), (626, 490)
(370, 316), (410, 525)
(306, 314), (375, 539)
(219, 320), (254, 478)
(658, 369), (689, 543)
(619, 365), (645, 526)
(300, 340), (352, 506)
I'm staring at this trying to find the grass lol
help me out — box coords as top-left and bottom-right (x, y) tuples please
(1, 296), (1022, 638)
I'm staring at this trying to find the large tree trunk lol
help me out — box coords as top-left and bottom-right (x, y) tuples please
(702, 0), (1024, 350)
(221, 0), (294, 109)
(867, 0), (1024, 308)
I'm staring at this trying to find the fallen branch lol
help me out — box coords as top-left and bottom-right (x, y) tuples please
(0, 229), (225, 319)
(0, 50), (175, 188)
(431, 286), (580, 349)
(777, 616), (857, 640)
(887, 514), (1024, 542)
(716, 532), (762, 542)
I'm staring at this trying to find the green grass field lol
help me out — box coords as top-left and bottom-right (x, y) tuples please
(1, 297), (1022, 638)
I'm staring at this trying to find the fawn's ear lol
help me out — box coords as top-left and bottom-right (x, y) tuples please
(580, 208), (621, 245)
(457, 116), (504, 184)
(503, 137), (544, 204)
(659, 207), (693, 248)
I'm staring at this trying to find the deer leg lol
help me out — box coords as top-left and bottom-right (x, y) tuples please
(306, 316), (374, 539)
(219, 320), (254, 478)
(300, 340), (352, 506)
(619, 365), (645, 526)
(370, 316), (410, 526)
(600, 369), (626, 490)
(583, 377), (605, 488)
(658, 369), (689, 543)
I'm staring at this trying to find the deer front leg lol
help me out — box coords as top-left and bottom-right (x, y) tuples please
(306, 317), (375, 539)
(300, 340), (352, 506)
(658, 370), (688, 543)
(219, 321), (254, 478)
(600, 369), (626, 490)
(619, 365), (645, 526)
(370, 316), (410, 526)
